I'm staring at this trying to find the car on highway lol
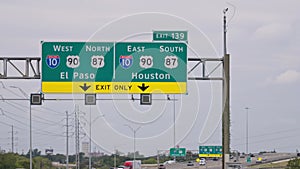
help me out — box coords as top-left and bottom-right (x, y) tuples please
(212, 157), (219, 161)
(256, 157), (263, 163)
(249, 153), (255, 157)
(117, 165), (130, 169)
(199, 158), (206, 165)
(187, 161), (194, 166)
(158, 164), (166, 169)
(163, 160), (175, 165)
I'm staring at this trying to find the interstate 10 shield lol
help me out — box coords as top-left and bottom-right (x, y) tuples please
(119, 55), (133, 69)
(46, 55), (60, 69)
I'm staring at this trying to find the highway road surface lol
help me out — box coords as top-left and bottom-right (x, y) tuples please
(143, 153), (297, 169)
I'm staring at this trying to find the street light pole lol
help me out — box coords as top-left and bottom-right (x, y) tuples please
(80, 107), (103, 169)
(173, 94), (176, 162)
(89, 105), (92, 169)
(245, 107), (250, 155)
(124, 125), (141, 169)
(29, 103), (32, 169)
(66, 111), (69, 169)
(134, 129), (136, 166)
(114, 147), (117, 169)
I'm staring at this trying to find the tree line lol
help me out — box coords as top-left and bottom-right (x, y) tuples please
(0, 149), (201, 169)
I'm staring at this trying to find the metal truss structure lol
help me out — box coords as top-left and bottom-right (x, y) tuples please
(0, 57), (40, 79)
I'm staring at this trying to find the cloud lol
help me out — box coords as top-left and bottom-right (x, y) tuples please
(253, 23), (292, 41)
(274, 70), (300, 84)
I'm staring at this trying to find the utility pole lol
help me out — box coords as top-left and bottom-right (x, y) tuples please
(222, 8), (230, 169)
(75, 110), (77, 169)
(11, 125), (14, 153)
(75, 106), (80, 169)
(66, 111), (69, 169)
(114, 148), (117, 169)
(245, 107), (250, 155)
(157, 150), (159, 168)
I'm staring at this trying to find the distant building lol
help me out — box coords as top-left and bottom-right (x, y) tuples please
(81, 142), (89, 157)
(52, 162), (76, 168)
(0, 149), (5, 154)
(90, 151), (104, 157)
(127, 151), (144, 158)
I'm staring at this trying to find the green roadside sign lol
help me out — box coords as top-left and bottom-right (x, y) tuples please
(199, 146), (222, 157)
(247, 156), (251, 163)
(170, 148), (186, 157)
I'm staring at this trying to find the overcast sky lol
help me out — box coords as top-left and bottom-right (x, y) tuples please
(0, 1), (300, 156)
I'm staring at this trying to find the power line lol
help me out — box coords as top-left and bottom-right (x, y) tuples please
(0, 120), (11, 127)
(1, 111), (65, 137)
(2, 88), (26, 99)
(38, 106), (67, 115)
(1, 107), (63, 128)
(0, 120), (25, 131)
(1, 96), (66, 116)
(232, 133), (300, 147)
(232, 126), (300, 141)
(31, 114), (65, 126)
(2, 100), (29, 112)
(1, 102), (66, 126)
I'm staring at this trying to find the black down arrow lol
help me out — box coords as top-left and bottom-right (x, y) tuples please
(138, 83), (149, 92)
(80, 83), (91, 91)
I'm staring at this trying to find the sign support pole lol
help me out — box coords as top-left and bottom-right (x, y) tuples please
(29, 102), (32, 169)
(222, 54), (230, 169)
(222, 8), (230, 169)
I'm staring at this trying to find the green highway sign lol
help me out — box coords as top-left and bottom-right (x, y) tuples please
(42, 42), (114, 82)
(247, 156), (251, 163)
(42, 41), (187, 94)
(199, 146), (222, 157)
(153, 30), (188, 41)
(114, 42), (187, 82)
(170, 148), (186, 157)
